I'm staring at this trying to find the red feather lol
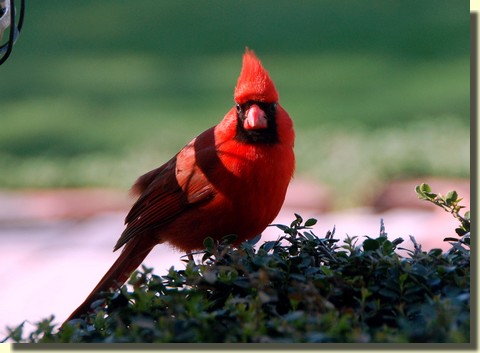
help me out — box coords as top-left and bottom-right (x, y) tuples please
(64, 49), (295, 323)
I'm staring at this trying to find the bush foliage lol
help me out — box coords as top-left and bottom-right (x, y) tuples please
(4, 184), (470, 343)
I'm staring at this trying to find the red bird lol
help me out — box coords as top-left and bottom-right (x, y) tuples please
(64, 49), (295, 323)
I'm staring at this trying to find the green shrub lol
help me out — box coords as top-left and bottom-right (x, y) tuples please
(4, 184), (470, 343)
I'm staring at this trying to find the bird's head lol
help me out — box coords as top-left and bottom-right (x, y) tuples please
(233, 49), (280, 144)
(234, 48), (278, 105)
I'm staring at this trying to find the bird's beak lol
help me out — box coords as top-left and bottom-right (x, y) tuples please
(243, 104), (268, 130)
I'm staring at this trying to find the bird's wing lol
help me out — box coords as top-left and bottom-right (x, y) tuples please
(114, 140), (217, 251)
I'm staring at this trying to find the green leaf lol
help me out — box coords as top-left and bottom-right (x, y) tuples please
(379, 288), (399, 300)
(363, 238), (380, 251)
(444, 237), (460, 242)
(419, 183), (431, 193)
(291, 213), (303, 228)
(392, 237), (404, 246)
(415, 185), (427, 200)
(247, 234), (262, 245)
(381, 239), (394, 254)
(221, 234), (237, 245)
(302, 231), (315, 240)
(427, 248), (443, 257)
(305, 218), (318, 227)
(445, 190), (458, 205)
(415, 183), (437, 200)
(260, 241), (277, 252)
(273, 224), (290, 232)
(203, 236), (214, 251)
(409, 263), (428, 277)
(320, 266), (334, 276)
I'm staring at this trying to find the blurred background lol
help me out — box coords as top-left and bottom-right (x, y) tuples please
(0, 0), (470, 335)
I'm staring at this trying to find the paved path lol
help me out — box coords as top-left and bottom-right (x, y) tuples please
(0, 178), (468, 338)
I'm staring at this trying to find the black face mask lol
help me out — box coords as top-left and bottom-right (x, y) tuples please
(235, 101), (279, 145)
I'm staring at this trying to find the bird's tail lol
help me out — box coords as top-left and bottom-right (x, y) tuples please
(63, 236), (156, 324)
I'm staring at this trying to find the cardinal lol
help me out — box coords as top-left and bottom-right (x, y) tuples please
(64, 49), (295, 323)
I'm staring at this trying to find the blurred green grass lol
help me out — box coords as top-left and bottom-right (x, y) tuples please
(0, 1), (469, 208)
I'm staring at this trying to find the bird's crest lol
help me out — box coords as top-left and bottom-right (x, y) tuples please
(234, 48), (279, 104)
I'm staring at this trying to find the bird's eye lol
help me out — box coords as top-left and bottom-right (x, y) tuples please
(236, 104), (242, 114)
(266, 103), (277, 115)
